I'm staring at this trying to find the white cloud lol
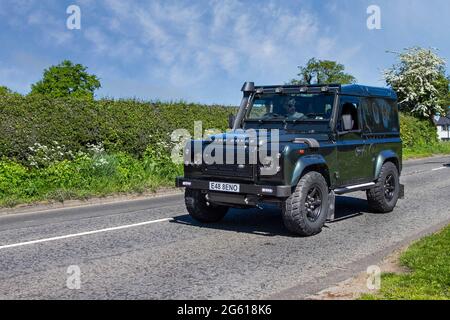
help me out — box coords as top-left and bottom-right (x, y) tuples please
(94, 0), (338, 87)
(2, 0), (391, 103)
(84, 27), (109, 52)
(26, 7), (74, 45)
(316, 37), (337, 58)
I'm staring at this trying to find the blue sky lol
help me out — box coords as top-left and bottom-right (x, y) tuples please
(0, 0), (449, 105)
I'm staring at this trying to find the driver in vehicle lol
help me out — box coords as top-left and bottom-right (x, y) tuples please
(285, 98), (304, 120)
(262, 101), (274, 118)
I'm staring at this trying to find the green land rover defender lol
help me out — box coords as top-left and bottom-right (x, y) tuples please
(176, 82), (404, 236)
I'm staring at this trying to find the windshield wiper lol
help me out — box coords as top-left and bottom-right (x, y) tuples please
(246, 115), (287, 123)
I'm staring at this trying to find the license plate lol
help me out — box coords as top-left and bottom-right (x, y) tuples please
(209, 182), (240, 193)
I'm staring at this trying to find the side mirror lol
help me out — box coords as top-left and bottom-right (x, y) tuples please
(228, 114), (236, 129)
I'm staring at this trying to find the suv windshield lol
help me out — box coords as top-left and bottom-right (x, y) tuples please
(245, 93), (335, 122)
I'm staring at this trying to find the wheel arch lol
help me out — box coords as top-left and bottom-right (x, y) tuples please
(375, 150), (400, 180)
(290, 155), (331, 188)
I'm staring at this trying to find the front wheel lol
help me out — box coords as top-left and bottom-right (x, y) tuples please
(185, 189), (229, 223)
(366, 161), (400, 213)
(282, 172), (329, 236)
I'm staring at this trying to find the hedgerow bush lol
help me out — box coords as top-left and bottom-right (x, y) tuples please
(0, 94), (234, 163)
(399, 113), (438, 148)
(0, 94), (233, 206)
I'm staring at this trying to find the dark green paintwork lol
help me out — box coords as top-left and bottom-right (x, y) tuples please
(281, 134), (402, 189)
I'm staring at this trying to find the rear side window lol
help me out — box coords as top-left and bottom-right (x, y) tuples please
(337, 96), (361, 132)
(362, 98), (399, 133)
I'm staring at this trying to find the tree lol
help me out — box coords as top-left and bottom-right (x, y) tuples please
(0, 86), (12, 95)
(30, 60), (101, 99)
(0, 86), (20, 97)
(290, 58), (356, 85)
(435, 74), (450, 115)
(384, 47), (449, 121)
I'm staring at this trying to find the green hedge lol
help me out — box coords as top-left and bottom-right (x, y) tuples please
(400, 113), (438, 148)
(0, 94), (234, 163)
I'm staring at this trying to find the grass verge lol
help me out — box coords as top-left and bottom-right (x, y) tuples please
(403, 142), (450, 160)
(361, 225), (450, 300)
(0, 152), (182, 208)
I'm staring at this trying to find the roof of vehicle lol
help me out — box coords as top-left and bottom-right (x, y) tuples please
(246, 82), (398, 100)
(341, 84), (397, 100)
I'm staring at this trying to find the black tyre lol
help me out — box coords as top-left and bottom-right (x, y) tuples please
(185, 189), (229, 223)
(282, 172), (329, 236)
(366, 161), (400, 213)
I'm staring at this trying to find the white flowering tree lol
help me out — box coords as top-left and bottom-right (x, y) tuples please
(384, 47), (448, 121)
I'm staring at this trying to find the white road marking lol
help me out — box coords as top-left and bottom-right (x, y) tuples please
(404, 166), (448, 176)
(0, 217), (174, 250)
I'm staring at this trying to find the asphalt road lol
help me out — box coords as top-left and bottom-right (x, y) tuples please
(0, 156), (449, 300)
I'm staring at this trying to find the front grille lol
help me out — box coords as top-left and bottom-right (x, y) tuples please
(202, 164), (255, 179)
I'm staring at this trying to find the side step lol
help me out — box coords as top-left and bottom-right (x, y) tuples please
(327, 182), (406, 222)
(334, 182), (376, 195)
(328, 182), (374, 221)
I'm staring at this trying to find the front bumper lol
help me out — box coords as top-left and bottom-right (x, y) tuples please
(176, 177), (292, 198)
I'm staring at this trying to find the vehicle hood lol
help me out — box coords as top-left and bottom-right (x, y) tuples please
(206, 129), (330, 145)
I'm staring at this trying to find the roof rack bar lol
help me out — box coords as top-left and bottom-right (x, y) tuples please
(249, 83), (396, 99)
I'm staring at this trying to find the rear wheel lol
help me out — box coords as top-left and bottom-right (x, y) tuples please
(366, 161), (400, 213)
(282, 172), (329, 236)
(185, 189), (229, 223)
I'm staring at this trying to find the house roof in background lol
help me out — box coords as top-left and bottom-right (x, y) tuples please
(436, 116), (450, 126)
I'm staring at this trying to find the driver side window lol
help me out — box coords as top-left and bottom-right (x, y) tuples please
(248, 100), (270, 118)
(337, 97), (360, 132)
